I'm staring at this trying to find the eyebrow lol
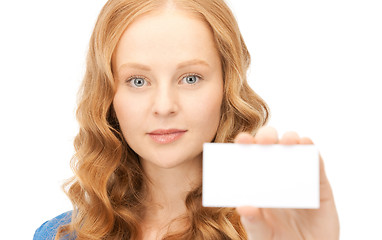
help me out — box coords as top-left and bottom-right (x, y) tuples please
(118, 59), (210, 72)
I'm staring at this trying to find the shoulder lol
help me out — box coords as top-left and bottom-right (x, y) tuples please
(33, 211), (73, 240)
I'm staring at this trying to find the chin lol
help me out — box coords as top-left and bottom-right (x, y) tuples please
(142, 153), (201, 169)
(153, 157), (190, 169)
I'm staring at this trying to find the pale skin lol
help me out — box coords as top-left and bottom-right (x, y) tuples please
(235, 128), (340, 240)
(112, 5), (339, 240)
(112, 7), (223, 239)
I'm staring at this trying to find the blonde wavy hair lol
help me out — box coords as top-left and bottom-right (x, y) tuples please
(57, 0), (269, 239)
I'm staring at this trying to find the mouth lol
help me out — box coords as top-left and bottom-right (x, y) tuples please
(148, 129), (187, 144)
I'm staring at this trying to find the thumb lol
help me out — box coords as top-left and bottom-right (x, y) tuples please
(236, 206), (273, 240)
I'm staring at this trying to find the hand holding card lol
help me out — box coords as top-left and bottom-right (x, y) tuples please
(204, 126), (340, 240)
(203, 144), (320, 208)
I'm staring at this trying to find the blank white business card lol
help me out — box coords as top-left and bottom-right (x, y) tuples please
(202, 143), (320, 209)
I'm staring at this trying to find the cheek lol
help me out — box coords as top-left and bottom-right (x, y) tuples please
(113, 90), (143, 133)
(185, 88), (223, 130)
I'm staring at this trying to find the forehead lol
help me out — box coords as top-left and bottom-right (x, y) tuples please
(113, 9), (219, 69)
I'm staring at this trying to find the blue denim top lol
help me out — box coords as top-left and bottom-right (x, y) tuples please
(33, 211), (73, 240)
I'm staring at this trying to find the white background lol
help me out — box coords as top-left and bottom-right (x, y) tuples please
(0, 0), (381, 239)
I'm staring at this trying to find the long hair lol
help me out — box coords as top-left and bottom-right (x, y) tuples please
(57, 0), (269, 239)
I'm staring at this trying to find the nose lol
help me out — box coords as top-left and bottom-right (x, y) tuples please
(152, 85), (179, 117)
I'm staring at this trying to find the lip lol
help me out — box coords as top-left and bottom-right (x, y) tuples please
(148, 129), (187, 144)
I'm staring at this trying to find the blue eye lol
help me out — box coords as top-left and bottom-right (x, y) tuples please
(182, 74), (201, 85)
(127, 76), (147, 88)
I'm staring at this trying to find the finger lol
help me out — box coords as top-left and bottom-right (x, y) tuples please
(279, 131), (300, 145)
(236, 206), (272, 240)
(300, 137), (314, 145)
(254, 126), (279, 144)
(300, 137), (334, 200)
(299, 137), (326, 179)
(299, 137), (326, 180)
(234, 132), (256, 144)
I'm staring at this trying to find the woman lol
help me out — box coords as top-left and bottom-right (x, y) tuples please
(34, 0), (339, 239)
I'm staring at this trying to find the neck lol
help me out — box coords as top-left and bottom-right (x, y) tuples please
(140, 153), (202, 227)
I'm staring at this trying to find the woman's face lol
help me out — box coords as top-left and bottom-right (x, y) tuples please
(112, 9), (223, 169)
